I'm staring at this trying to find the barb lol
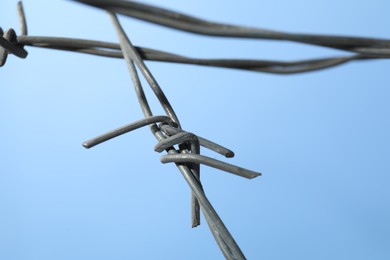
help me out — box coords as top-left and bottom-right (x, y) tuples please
(83, 113), (252, 258)
(0, 1), (28, 66)
(17, 1), (28, 36)
(161, 154), (261, 179)
(0, 29), (28, 66)
(159, 123), (235, 158)
(82, 116), (177, 148)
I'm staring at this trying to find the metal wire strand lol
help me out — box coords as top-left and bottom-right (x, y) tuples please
(107, 9), (201, 229)
(109, 12), (181, 127)
(0, 29), (28, 66)
(107, 11), (248, 259)
(2, 1), (389, 72)
(16, 35), (372, 73)
(102, 5), (202, 230)
(71, 0), (390, 57)
(169, 156), (247, 260)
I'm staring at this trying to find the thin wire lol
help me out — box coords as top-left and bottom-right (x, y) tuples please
(12, 35), (377, 74)
(2, 0), (389, 72)
(71, 0), (390, 56)
(109, 12), (181, 127)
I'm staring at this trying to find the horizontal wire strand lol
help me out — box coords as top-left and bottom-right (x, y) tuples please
(71, 0), (390, 56)
(13, 35), (375, 73)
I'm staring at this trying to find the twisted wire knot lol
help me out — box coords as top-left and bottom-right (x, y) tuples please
(0, 28), (28, 66)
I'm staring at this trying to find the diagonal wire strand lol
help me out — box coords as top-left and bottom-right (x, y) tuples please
(107, 11), (248, 259)
(109, 12), (181, 127)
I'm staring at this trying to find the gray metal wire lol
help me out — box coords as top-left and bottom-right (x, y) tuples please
(1, 1), (389, 73)
(13, 35), (372, 73)
(1, 1), (389, 259)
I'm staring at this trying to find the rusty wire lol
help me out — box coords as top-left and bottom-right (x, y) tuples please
(1, 1), (390, 259)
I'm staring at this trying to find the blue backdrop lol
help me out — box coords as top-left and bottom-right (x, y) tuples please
(1, 0), (389, 259)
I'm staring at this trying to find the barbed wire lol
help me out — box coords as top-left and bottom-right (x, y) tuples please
(1, 1), (389, 259)
(2, 1), (389, 73)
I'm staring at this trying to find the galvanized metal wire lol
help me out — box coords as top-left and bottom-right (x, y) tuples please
(1, 1), (389, 259)
(2, 1), (389, 73)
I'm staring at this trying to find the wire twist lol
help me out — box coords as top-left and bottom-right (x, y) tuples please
(0, 1), (28, 66)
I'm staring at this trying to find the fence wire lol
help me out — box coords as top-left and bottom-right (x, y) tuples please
(1, 1), (389, 259)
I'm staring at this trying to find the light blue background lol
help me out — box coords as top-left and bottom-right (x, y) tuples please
(1, 1), (389, 259)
